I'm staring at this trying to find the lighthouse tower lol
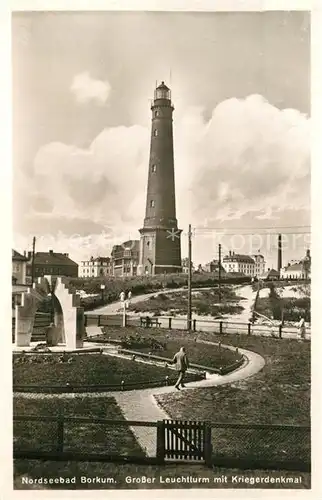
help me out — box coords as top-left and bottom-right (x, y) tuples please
(138, 82), (182, 276)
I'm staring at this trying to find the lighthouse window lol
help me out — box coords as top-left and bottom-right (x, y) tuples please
(150, 200), (155, 208)
(153, 129), (158, 136)
(152, 164), (157, 173)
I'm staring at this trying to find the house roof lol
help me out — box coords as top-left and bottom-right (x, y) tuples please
(283, 263), (304, 272)
(31, 252), (78, 266)
(223, 254), (255, 264)
(12, 249), (27, 261)
(82, 256), (111, 264)
(111, 240), (140, 257)
(261, 268), (280, 277)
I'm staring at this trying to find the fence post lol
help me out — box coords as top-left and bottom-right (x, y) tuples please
(248, 322), (251, 335)
(279, 324), (282, 338)
(156, 421), (165, 465)
(56, 414), (64, 453)
(203, 423), (212, 467)
(169, 317), (172, 330)
(84, 315), (87, 327)
(193, 319), (197, 331)
(219, 321), (223, 335)
(98, 315), (101, 327)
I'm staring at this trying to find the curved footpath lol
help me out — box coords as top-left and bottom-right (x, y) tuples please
(15, 331), (265, 457)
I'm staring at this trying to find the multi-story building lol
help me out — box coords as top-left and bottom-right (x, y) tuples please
(222, 251), (256, 277)
(26, 250), (78, 279)
(280, 249), (311, 280)
(79, 256), (111, 278)
(12, 249), (27, 285)
(251, 251), (266, 277)
(111, 240), (140, 277)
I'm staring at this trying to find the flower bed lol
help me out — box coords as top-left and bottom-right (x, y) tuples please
(96, 327), (243, 369)
(13, 352), (195, 391)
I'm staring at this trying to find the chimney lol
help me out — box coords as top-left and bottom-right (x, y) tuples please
(27, 251), (32, 260)
(306, 249), (310, 259)
(49, 249), (53, 255)
(229, 250), (232, 257)
(277, 234), (282, 272)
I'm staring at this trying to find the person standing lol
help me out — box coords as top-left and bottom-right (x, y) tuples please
(298, 316), (306, 340)
(172, 347), (189, 390)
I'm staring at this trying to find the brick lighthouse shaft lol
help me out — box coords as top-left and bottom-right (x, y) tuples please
(138, 82), (182, 276)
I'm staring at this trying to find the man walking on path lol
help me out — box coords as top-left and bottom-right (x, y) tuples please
(172, 347), (189, 390)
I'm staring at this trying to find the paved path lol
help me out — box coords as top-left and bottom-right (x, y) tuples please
(85, 287), (187, 315)
(17, 325), (265, 457)
(113, 342), (264, 456)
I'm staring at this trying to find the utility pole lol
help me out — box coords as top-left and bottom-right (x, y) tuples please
(31, 236), (36, 286)
(187, 224), (192, 331)
(218, 243), (222, 303)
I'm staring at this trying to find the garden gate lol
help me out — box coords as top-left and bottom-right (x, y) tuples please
(156, 419), (212, 466)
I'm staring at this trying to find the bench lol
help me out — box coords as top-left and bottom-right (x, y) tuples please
(140, 316), (161, 328)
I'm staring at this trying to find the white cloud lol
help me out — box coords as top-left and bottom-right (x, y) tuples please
(70, 72), (111, 104)
(15, 94), (310, 264)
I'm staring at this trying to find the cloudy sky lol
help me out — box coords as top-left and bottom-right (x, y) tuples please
(12, 10), (310, 267)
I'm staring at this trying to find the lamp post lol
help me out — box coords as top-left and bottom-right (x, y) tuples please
(187, 224), (192, 331)
(100, 284), (106, 303)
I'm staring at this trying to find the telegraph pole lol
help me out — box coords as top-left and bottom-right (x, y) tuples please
(31, 236), (36, 286)
(218, 243), (222, 303)
(187, 224), (192, 331)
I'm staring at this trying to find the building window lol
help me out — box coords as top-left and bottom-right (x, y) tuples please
(152, 164), (157, 173)
(147, 241), (150, 247)
(150, 200), (155, 208)
(153, 129), (158, 137)
(155, 110), (159, 117)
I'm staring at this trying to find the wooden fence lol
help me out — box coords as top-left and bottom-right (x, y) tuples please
(157, 419), (212, 466)
(13, 415), (310, 471)
(85, 313), (311, 340)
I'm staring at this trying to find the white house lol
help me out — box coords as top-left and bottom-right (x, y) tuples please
(222, 251), (256, 277)
(251, 251), (266, 277)
(12, 249), (27, 285)
(79, 256), (111, 278)
(280, 250), (311, 280)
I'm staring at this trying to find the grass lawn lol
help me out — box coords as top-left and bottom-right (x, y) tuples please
(128, 288), (245, 317)
(155, 333), (310, 468)
(155, 332), (310, 424)
(97, 327), (242, 368)
(256, 296), (311, 322)
(13, 353), (189, 388)
(13, 396), (144, 456)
